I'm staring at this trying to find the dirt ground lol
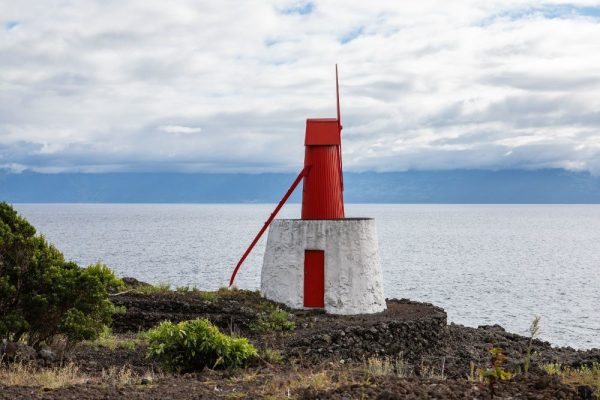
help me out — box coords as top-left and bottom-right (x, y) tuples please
(0, 371), (582, 399)
(1, 284), (598, 399)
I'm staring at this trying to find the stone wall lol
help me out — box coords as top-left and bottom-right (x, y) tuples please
(285, 299), (448, 363)
(261, 218), (386, 315)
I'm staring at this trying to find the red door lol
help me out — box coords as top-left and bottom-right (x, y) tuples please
(304, 250), (325, 308)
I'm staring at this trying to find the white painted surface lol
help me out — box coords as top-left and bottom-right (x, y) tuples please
(261, 219), (387, 315)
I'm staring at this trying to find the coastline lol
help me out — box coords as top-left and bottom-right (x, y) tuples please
(2, 278), (598, 399)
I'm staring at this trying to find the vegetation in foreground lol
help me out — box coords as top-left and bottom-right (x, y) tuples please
(0, 361), (155, 390)
(1, 285), (597, 398)
(0, 202), (124, 348)
(145, 318), (257, 372)
(544, 362), (600, 397)
(249, 306), (296, 333)
(1, 345), (590, 399)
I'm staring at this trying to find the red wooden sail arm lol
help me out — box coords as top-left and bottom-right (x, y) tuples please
(229, 165), (310, 287)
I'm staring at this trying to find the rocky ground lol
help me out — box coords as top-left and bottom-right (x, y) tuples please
(1, 279), (599, 399)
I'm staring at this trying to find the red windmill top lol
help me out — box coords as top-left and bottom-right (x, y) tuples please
(229, 65), (345, 286)
(301, 65), (345, 219)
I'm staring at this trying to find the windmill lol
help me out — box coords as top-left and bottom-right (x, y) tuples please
(230, 66), (386, 315)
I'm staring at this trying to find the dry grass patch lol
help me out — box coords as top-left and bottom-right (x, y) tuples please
(259, 369), (334, 398)
(221, 392), (248, 399)
(99, 365), (157, 387)
(101, 365), (138, 386)
(544, 362), (600, 396)
(366, 355), (410, 378)
(230, 369), (261, 383)
(418, 358), (446, 380)
(1, 362), (156, 390)
(251, 362), (365, 398)
(0, 362), (86, 389)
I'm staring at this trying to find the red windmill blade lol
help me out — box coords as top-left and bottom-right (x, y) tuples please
(229, 65), (344, 286)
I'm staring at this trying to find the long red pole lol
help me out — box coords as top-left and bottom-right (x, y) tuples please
(336, 65), (345, 214)
(229, 166), (310, 287)
(336, 64), (341, 131)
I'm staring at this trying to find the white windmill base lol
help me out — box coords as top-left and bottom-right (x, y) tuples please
(261, 218), (386, 315)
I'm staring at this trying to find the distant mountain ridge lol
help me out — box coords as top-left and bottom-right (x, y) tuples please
(1, 169), (600, 203)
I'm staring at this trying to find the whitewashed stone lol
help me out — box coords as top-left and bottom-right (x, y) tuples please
(261, 218), (386, 315)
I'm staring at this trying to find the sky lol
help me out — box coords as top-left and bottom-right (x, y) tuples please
(1, 1), (600, 174)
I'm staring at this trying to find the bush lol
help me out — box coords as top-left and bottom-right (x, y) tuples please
(0, 202), (124, 347)
(249, 306), (296, 333)
(145, 319), (257, 372)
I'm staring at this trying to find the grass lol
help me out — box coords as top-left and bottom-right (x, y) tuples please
(101, 365), (155, 386)
(0, 356), (449, 397)
(198, 291), (218, 301)
(366, 355), (410, 378)
(249, 359), (411, 398)
(130, 283), (239, 303)
(0, 362), (86, 389)
(249, 307), (296, 333)
(259, 348), (283, 364)
(175, 285), (198, 293)
(225, 355), (446, 398)
(524, 316), (541, 374)
(216, 287), (271, 302)
(134, 283), (172, 295)
(0, 361), (156, 389)
(101, 366), (134, 386)
(215, 287), (240, 297)
(85, 327), (142, 350)
(249, 356), (449, 398)
(258, 368), (345, 396)
(174, 286), (220, 301)
(543, 362), (600, 396)
(214, 359), (365, 398)
(419, 357), (446, 380)
(124, 282), (275, 309)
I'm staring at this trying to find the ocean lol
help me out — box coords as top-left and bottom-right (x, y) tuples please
(14, 203), (600, 349)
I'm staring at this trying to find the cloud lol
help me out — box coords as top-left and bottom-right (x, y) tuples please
(1, 1), (600, 174)
(159, 125), (203, 134)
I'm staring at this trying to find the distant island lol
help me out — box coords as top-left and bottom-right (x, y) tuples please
(1, 168), (600, 203)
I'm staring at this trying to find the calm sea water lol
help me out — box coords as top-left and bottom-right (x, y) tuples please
(14, 204), (600, 350)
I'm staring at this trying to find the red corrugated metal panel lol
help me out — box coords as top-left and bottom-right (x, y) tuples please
(301, 145), (345, 219)
(305, 119), (341, 145)
(304, 250), (325, 307)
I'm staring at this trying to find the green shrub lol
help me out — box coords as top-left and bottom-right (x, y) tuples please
(145, 319), (257, 372)
(134, 282), (171, 295)
(259, 348), (283, 364)
(0, 202), (124, 347)
(249, 307), (296, 333)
